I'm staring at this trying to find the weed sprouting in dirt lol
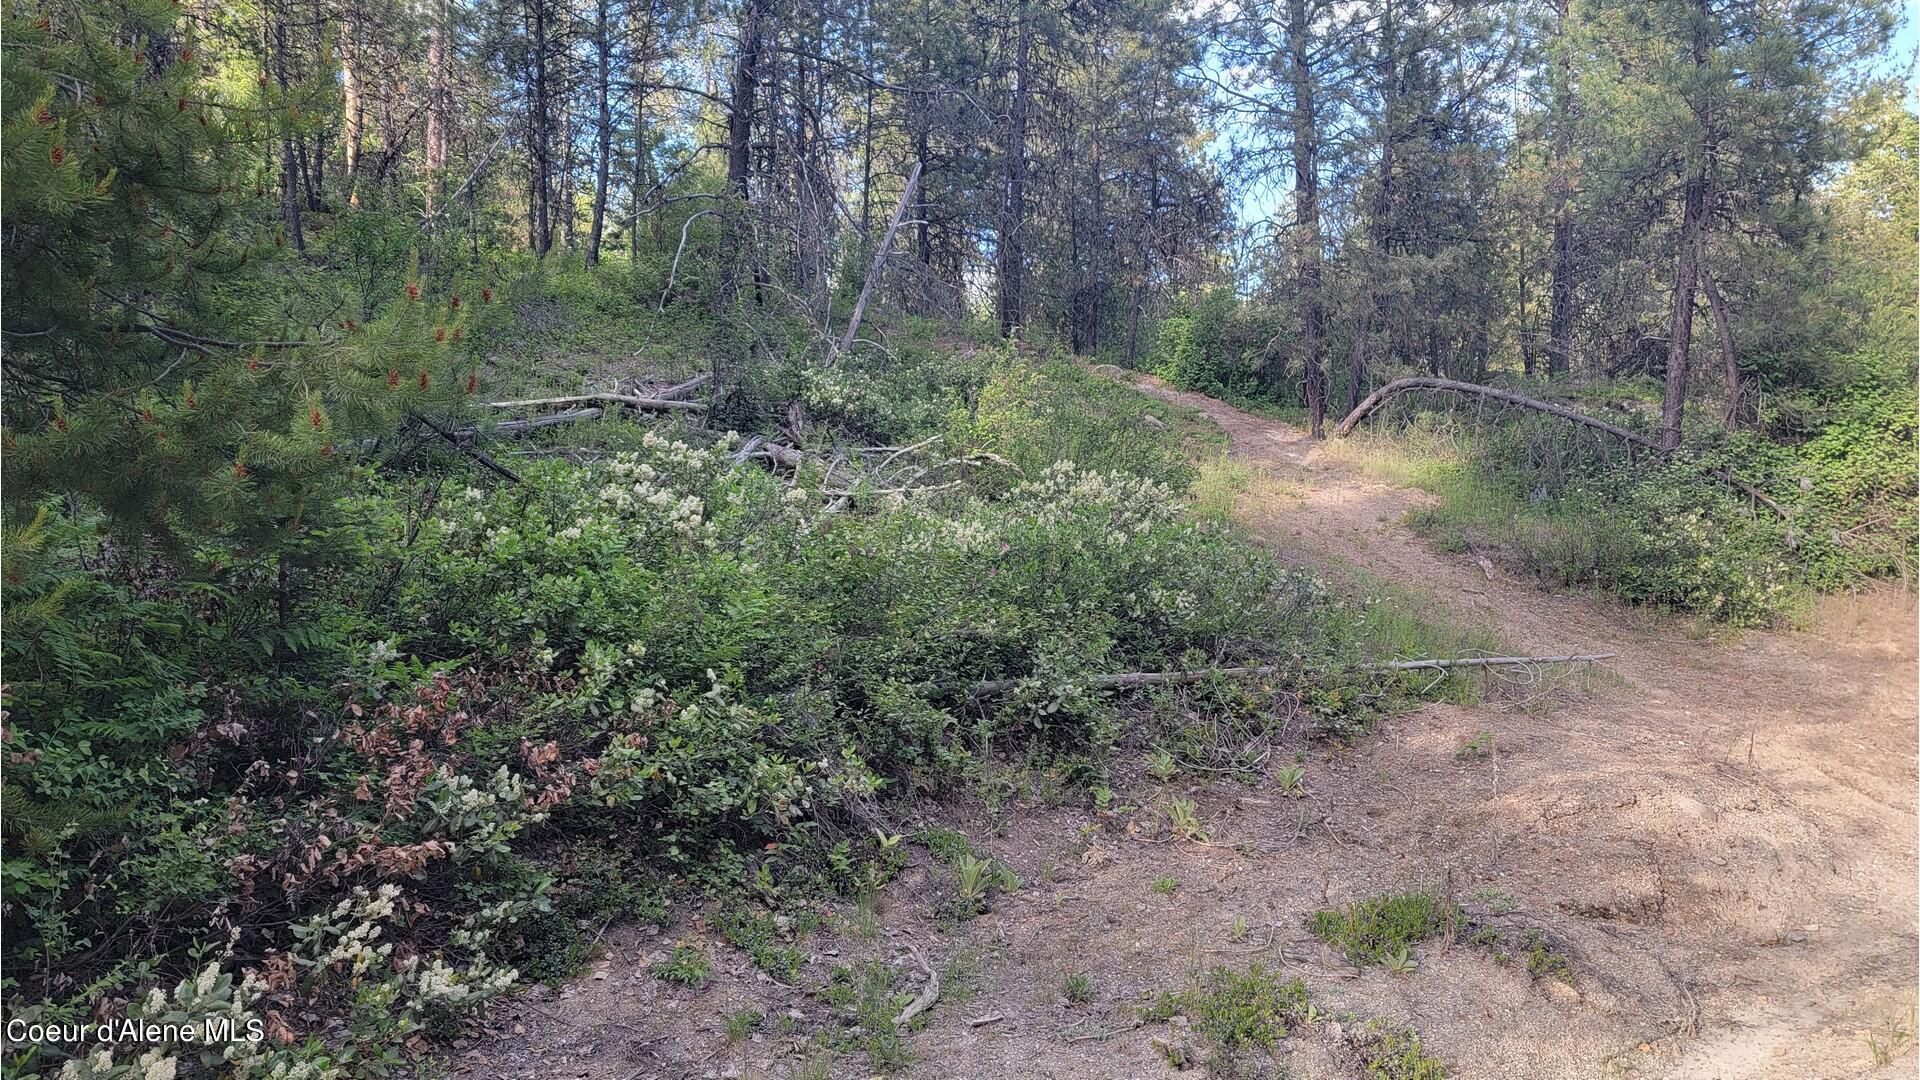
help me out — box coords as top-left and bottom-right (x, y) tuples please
(717, 905), (816, 981)
(653, 941), (713, 987)
(1309, 890), (1457, 967)
(1275, 764), (1308, 797)
(1456, 730), (1494, 760)
(1352, 1018), (1449, 1079)
(725, 1007), (762, 1042)
(1166, 797), (1210, 841)
(1179, 964), (1311, 1049)
(821, 959), (915, 1070)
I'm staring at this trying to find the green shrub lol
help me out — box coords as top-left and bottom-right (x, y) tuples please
(1174, 963), (1310, 1049)
(1, 328), (1430, 1069)
(1309, 890), (1456, 967)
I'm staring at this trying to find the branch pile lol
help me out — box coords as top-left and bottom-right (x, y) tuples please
(731, 433), (1018, 507)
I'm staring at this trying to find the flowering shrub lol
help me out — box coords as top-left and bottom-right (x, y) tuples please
(4, 346), (1387, 1073)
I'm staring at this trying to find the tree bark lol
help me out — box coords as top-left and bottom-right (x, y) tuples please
(996, 0), (1032, 338)
(1659, 0), (1713, 451)
(528, 0), (553, 256)
(1286, 0), (1326, 437)
(1349, 0), (1398, 411)
(340, 2), (362, 206)
(272, 5), (305, 252)
(587, 0), (614, 266)
(720, 0), (763, 306)
(1546, 0), (1575, 375)
(1701, 267), (1741, 431)
(424, 0), (449, 214)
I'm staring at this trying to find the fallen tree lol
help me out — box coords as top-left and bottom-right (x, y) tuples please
(1331, 376), (1786, 516)
(487, 392), (706, 412)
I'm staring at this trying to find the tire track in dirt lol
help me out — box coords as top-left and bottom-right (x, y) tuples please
(1118, 373), (1918, 1079)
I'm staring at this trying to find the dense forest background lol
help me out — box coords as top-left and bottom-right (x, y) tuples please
(1, 0), (1913, 1074)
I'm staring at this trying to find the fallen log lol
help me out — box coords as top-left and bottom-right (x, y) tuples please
(1332, 376), (1787, 517)
(1377, 653), (1617, 671)
(968, 653), (1617, 698)
(487, 392), (706, 412)
(488, 407), (604, 435)
(647, 373), (712, 400)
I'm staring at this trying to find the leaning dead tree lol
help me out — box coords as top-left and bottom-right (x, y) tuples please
(835, 162), (923, 357)
(1332, 376), (1787, 516)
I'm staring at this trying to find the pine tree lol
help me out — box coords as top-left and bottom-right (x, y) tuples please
(2, 0), (480, 567)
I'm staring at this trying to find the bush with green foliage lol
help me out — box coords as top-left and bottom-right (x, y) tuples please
(1308, 890), (1456, 967)
(1146, 288), (1277, 399)
(3, 313), (1419, 1075)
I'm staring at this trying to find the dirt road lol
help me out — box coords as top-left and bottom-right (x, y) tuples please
(464, 379), (1917, 1080)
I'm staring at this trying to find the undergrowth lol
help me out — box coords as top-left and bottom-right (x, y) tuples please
(0, 265), (1468, 1077)
(1318, 379), (1916, 627)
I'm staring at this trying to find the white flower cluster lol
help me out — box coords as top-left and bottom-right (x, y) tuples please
(1006, 462), (1178, 538)
(54, 957), (338, 1080)
(398, 955), (519, 1011)
(304, 884), (402, 976)
(594, 434), (738, 541)
(57, 1048), (179, 1080)
(419, 765), (545, 858)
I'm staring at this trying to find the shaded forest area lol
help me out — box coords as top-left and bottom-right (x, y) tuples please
(0, 0), (1913, 1074)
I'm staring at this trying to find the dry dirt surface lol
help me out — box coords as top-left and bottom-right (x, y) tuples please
(459, 376), (1917, 1080)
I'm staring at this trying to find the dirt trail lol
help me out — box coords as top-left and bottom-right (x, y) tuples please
(464, 379), (1916, 1080)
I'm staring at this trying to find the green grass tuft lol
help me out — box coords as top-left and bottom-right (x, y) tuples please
(1309, 890), (1457, 967)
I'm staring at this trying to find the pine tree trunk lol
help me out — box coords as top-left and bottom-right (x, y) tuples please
(1702, 267), (1741, 430)
(272, 7), (305, 252)
(341, 3), (362, 206)
(1286, 0), (1326, 437)
(720, 0), (763, 306)
(587, 0), (613, 266)
(529, 0), (552, 256)
(996, 0), (1031, 338)
(1546, 0), (1575, 375)
(424, 0), (449, 214)
(1659, 0), (1713, 452)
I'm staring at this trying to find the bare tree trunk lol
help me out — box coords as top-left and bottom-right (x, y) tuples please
(424, 0), (450, 214)
(1702, 267), (1741, 431)
(587, 0), (613, 265)
(838, 163), (923, 354)
(1659, 188), (1702, 452)
(996, 0), (1031, 338)
(1349, 0), (1397, 412)
(272, 5), (305, 252)
(340, 2), (362, 206)
(1546, 0), (1575, 375)
(529, 0), (552, 256)
(630, 2), (655, 259)
(1659, 2), (1713, 452)
(720, 0), (763, 306)
(1286, 0), (1326, 437)
(557, 76), (576, 251)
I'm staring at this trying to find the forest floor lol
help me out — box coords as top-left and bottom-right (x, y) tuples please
(457, 373), (1917, 1080)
